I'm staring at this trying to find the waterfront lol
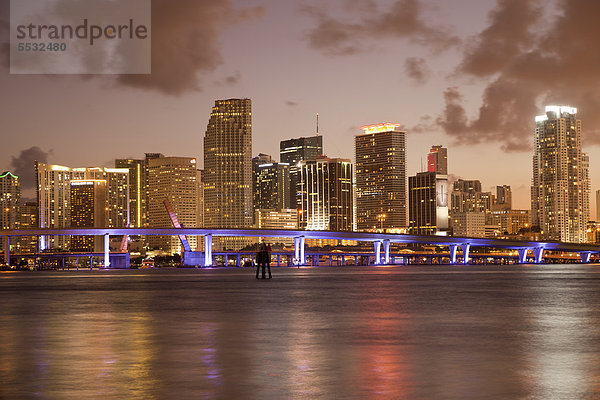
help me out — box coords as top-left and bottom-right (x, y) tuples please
(1, 265), (599, 399)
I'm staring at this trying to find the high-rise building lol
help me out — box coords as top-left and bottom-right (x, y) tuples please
(0, 171), (20, 254)
(450, 179), (492, 236)
(299, 156), (353, 231)
(35, 162), (129, 250)
(16, 201), (37, 253)
(147, 156), (199, 254)
(70, 180), (107, 252)
(531, 105), (590, 243)
(280, 136), (323, 209)
(355, 123), (407, 231)
(204, 98), (253, 250)
(0, 171), (20, 231)
(408, 171), (448, 235)
(427, 145), (448, 175)
(253, 153), (290, 210)
(115, 158), (146, 228)
(494, 185), (512, 210)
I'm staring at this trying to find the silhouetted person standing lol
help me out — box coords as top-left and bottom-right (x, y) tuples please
(265, 243), (272, 279)
(255, 244), (265, 279)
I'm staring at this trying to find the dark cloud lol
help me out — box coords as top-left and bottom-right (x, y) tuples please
(118, 0), (265, 95)
(215, 71), (242, 86)
(0, 1), (264, 93)
(11, 147), (52, 190)
(285, 100), (298, 107)
(404, 57), (430, 84)
(439, 0), (600, 151)
(409, 115), (436, 133)
(302, 0), (459, 56)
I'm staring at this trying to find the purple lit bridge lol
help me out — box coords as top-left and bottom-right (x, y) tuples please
(1, 228), (600, 268)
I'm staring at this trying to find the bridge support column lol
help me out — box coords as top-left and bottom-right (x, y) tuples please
(449, 245), (458, 264)
(517, 248), (528, 264)
(104, 233), (110, 268)
(580, 251), (592, 264)
(383, 240), (390, 265)
(461, 244), (471, 264)
(3, 236), (9, 266)
(204, 234), (213, 267)
(533, 247), (544, 264)
(294, 236), (305, 266)
(374, 241), (382, 265)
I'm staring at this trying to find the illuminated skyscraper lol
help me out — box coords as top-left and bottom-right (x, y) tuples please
(427, 145), (448, 175)
(147, 156), (199, 254)
(408, 171), (448, 235)
(35, 162), (129, 250)
(299, 156), (353, 231)
(16, 201), (37, 253)
(280, 136), (323, 209)
(531, 106), (590, 243)
(115, 158), (145, 227)
(355, 123), (406, 231)
(252, 153), (290, 210)
(0, 171), (19, 254)
(70, 180), (107, 252)
(203, 99), (253, 250)
(0, 171), (20, 231)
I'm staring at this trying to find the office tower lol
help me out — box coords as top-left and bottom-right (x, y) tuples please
(495, 185), (512, 210)
(451, 180), (492, 215)
(0, 171), (20, 230)
(355, 123), (407, 231)
(299, 156), (353, 231)
(197, 169), (204, 228)
(280, 136), (323, 209)
(531, 105), (590, 243)
(16, 201), (37, 253)
(70, 180), (107, 252)
(427, 145), (448, 175)
(0, 171), (20, 254)
(147, 156), (199, 254)
(204, 98), (253, 250)
(253, 153), (290, 210)
(144, 153), (164, 226)
(35, 162), (129, 250)
(115, 158), (146, 228)
(408, 171), (448, 235)
(450, 179), (492, 237)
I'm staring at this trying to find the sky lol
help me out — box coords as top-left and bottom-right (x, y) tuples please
(1, 0), (600, 211)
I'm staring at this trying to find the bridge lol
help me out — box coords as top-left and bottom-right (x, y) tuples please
(1, 228), (599, 268)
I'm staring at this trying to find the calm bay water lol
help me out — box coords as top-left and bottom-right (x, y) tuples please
(1, 265), (599, 399)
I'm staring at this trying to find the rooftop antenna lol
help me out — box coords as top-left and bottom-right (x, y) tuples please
(316, 113), (319, 136)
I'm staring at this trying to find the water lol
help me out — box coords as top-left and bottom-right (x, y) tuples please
(1, 265), (599, 399)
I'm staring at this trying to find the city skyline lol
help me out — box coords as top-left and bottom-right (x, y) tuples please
(2, 0), (600, 212)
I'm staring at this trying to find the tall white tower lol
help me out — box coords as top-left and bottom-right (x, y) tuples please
(531, 106), (590, 243)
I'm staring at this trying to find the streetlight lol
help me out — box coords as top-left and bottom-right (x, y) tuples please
(377, 213), (387, 231)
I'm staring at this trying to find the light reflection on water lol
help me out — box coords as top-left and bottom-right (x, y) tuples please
(0, 265), (599, 399)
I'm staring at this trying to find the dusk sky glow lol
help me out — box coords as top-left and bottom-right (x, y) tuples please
(1, 0), (599, 210)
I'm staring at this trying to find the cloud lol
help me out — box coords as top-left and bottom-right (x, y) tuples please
(285, 100), (298, 107)
(117, 0), (265, 95)
(404, 57), (430, 84)
(11, 147), (52, 190)
(0, 1), (264, 94)
(302, 0), (459, 56)
(439, 0), (600, 151)
(214, 71), (242, 86)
